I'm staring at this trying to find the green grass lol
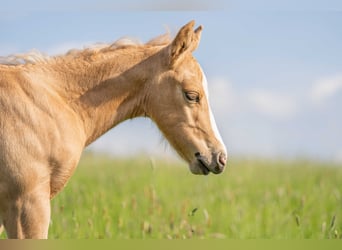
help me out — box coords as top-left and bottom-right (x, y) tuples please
(2, 154), (342, 239)
(46, 154), (342, 239)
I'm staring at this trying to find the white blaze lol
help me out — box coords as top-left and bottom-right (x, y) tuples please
(200, 67), (227, 154)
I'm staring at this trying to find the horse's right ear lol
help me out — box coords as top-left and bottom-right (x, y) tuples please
(169, 20), (203, 67)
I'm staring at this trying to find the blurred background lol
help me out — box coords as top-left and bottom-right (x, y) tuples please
(1, 0), (341, 163)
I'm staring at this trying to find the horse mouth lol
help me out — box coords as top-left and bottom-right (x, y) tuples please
(197, 158), (211, 175)
(192, 152), (226, 175)
(193, 152), (211, 175)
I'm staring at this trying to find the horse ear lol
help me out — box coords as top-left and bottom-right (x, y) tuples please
(169, 20), (203, 67)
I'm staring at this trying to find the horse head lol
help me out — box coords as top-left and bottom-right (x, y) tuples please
(147, 21), (227, 175)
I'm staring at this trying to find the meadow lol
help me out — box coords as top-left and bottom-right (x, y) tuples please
(2, 154), (341, 239)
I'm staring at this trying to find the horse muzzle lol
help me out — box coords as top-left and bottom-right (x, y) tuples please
(190, 151), (227, 175)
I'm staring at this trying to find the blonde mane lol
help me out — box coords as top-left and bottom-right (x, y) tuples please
(0, 33), (171, 66)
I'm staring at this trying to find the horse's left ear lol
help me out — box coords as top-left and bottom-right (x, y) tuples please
(169, 20), (203, 67)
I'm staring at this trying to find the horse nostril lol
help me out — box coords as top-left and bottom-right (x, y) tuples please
(218, 153), (227, 167)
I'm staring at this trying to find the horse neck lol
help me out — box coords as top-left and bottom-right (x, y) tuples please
(53, 46), (164, 145)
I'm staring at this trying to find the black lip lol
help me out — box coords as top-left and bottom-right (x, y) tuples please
(197, 158), (210, 175)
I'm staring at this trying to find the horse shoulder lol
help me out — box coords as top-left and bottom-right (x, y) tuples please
(0, 67), (86, 199)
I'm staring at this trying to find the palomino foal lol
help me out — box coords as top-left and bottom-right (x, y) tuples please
(0, 21), (227, 239)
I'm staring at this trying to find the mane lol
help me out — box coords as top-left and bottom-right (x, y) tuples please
(0, 33), (171, 66)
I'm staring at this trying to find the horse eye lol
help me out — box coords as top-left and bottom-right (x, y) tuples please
(184, 91), (200, 103)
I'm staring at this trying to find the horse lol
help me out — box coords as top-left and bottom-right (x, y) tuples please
(0, 21), (227, 239)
